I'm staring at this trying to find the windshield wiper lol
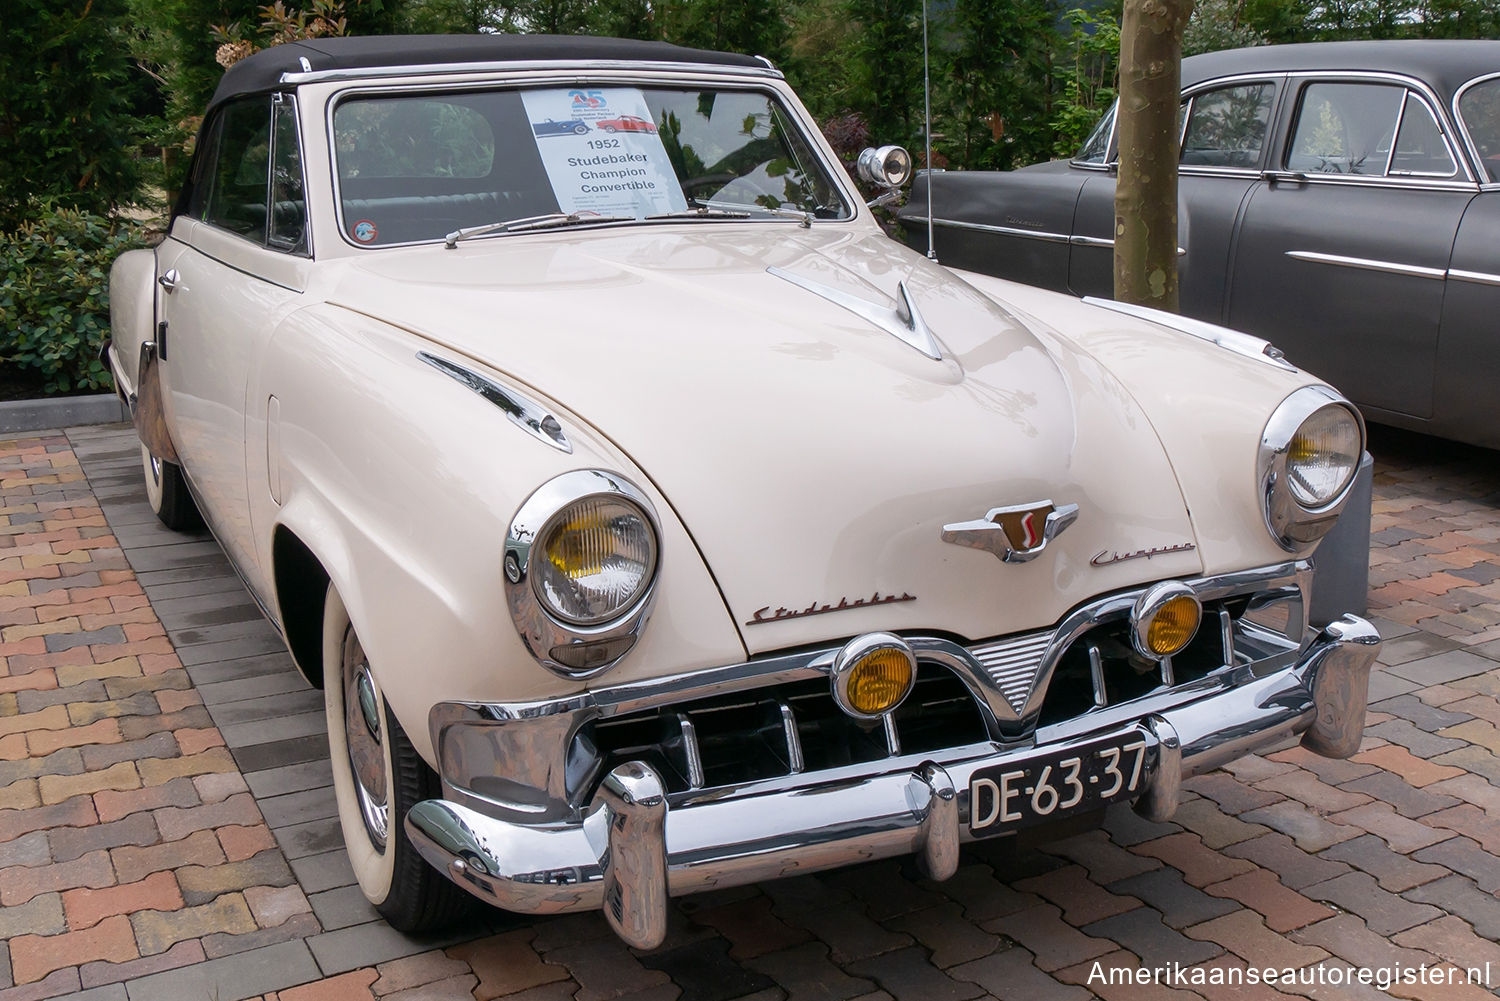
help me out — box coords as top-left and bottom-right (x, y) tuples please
(646, 206), (753, 221)
(444, 212), (634, 248)
(698, 200), (814, 228)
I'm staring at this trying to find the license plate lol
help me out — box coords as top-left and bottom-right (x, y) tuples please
(968, 733), (1152, 836)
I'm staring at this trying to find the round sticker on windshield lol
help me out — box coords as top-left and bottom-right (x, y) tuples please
(351, 219), (378, 244)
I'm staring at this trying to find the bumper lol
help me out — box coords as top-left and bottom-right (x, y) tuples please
(406, 614), (1378, 948)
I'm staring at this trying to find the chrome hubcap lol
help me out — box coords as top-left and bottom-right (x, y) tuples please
(341, 626), (389, 850)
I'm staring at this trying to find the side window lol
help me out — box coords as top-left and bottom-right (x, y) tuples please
(202, 97), (273, 240)
(1287, 82), (1404, 176)
(268, 96), (308, 253)
(1459, 77), (1500, 182)
(1180, 83), (1276, 168)
(1390, 95), (1457, 177)
(1074, 106), (1115, 165)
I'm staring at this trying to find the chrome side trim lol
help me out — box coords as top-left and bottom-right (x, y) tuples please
(418, 352), (572, 453)
(1284, 250), (1446, 280)
(283, 59), (783, 87)
(922, 217), (1072, 244)
(1082, 296), (1296, 371)
(767, 266), (943, 360)
(1448, 268), (1500, 287)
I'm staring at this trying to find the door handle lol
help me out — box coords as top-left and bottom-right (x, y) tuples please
(158, 269), (181, 293)
(1262, 170), (1307, 186)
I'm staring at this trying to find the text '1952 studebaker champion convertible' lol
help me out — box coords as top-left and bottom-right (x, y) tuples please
(107, 34), (1381, 949)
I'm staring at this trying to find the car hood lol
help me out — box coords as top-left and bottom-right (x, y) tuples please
(326, 225), (1205, 654)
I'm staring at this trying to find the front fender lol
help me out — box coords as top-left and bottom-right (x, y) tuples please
(253, 304), (747, 764)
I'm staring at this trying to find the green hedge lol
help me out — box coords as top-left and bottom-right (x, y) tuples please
(1, 204), (147, 394)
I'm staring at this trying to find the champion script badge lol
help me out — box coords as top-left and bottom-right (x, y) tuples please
(747, 591), (916, 626)
(1090, 542), (1197, 567)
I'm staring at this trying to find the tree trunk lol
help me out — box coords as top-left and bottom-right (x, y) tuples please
(1114, 0), (1194, 311)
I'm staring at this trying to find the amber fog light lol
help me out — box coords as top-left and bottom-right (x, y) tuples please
(832, 633), (917, 719)
(1130, 582), (1202, 661)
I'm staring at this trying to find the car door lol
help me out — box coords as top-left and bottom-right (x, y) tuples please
(1069, 77), (1281, 322)
(156, 93), (310, 608)
(1226, 77), (1478, 420)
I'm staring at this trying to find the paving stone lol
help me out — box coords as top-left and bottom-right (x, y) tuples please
(824, 861), (947, 922)
(131, 892), (257, 955)
(0, 830), (52, 869)
(308, 922), (473, 977)
(62, 871), (183, 930)
(1365, 719), (1469, 759)
(1183, 911), (1328, 971)
(1291, 913), (1436, 974)
(93, 776), (198, 823)
(200, 911), (322, 960)
(0, 892), (66, 940)
(690, 894), (811, 961)
(1040, 830), (1160, 885)
(10, 913), (138, 985)
(1428, 745), (1500, 785)
(1098, 803), (1180, 846)
(48, 811), (160, 863)
(844, 946), (983, 1001)
(78, 940), (206, 990)
(1132, 833), (1256, 888)
(0, 967), (81, 1001)
(983, 904), (1113, 973)
(120, 939), (322, 1001)
(1319, 834), (1448, 892)
(636, 942), (780, 1001)
(1404, 875), (1500, 941)
(1370, 694), (1474, 732)
(289, 849), (359, 894)
(1237, 801), (1361, 853)
(111, 828), (224, 883)
(1181, 772), (1283, 815)
(948, 946), (1090, 1001)
(1265, 745), (1378, 785)
(1168, 797), (1269, 850)
(1410, 836), (1500, 892)
(1254, 770), (1373, 814)
(884, 903), (1000, 969)
(1081, 907), (1222, 967)
(1203, 869), (1335, 933)
(308, 884), (382, 932)
(80, 732), (179, 772)
(153, 791), (261, 841)
(923, 864), (1041, 924)
(1385, 650), (1499, 686)
(0, 848), (116, 906)
(243, 758), (334, 800)
(1051, 949), (1206, 1001)
(1105, 866), (1237, 931)
(1303, 873), (1442, 936)
(369, 950), (472, 996)
(744, 943), (877, 1001)
(1324, 802), (1450, 853)
(1393, 916), (1500, 982)
(273, 816), (346, 860)
(1013, 865), (1140, 927)
(1337, 771), (1460, 819)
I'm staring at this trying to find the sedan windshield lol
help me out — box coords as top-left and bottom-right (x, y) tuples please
(332, 84), (852, 246)
(1459, 78), (1500, 182)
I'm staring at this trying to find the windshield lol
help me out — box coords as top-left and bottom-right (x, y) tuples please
(1459, 78), (1500, 182)
(332, 84), (852, 246)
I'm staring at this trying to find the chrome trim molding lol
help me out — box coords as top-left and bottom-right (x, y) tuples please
(1082, 297), (1296, 371)
(405, 613), (1378, 946)
(921, 216), (1072, 244)
(1285, 250), (1446, 280)
(1448, 268), (1500, 287)
(503, 469), (662, 678)
(940, 501), (1079, 564)
(284, 59), (784, 88)
(767, 266), (942, 360)
(968, 631), (1051, 715)
(418, 352), (571, 452)
(1258, 386), (1366, 552)
(1454, 72), (1500, 183)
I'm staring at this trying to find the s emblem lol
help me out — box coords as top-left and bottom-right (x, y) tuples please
(942, 501), (1079, 564)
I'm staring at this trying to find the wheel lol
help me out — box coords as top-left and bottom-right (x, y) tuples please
(601, 125), (616, 133)
(140, 444), (203, 531)
(323, 585), (470, 931)
(573, 122), (588, 134)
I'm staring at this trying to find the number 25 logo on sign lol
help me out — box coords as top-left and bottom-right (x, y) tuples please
(569, 90), (606, 109)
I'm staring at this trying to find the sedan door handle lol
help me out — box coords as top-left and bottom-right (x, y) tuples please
(1262, 170), (1307, 186)
(158, 269), (181, 293)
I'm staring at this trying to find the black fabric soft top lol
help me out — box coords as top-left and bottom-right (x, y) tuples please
(209, 34), (766, 111)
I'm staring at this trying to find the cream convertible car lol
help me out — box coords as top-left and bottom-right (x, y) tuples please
(108, 35), (1380, 948)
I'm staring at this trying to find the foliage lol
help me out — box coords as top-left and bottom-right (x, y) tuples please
(1051, 4), (1122, 158)
(0, 205), (148, 394)
(0, 0), (147, 231)
(1184, 0), (1267, 55)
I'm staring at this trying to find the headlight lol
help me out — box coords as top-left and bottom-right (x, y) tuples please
(1259, 386), (1364, 550)
(505, 470), (661, 678)
(534, 495), (657, 625)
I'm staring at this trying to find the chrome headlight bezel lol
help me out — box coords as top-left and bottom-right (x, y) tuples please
(1258, 386), (1365, 552)
(505, 469), (661, 679)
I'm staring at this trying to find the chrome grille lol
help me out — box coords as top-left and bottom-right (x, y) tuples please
(968, 631), (1050, 714)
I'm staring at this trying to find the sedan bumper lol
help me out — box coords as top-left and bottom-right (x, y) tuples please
(406, 614), (1378, 948)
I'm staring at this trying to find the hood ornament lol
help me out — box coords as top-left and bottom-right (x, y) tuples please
(942, 501), (1079, 563)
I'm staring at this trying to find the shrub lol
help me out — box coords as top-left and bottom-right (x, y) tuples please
(0, 204), (148, 394)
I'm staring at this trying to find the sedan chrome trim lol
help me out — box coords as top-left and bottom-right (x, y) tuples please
(1284, 250), (1447, 280)
(418, 352), (571, 452)
(1449, 268), (1500, 287)
(1081, 297), (1296, 371)
(767, 266), (942, 360)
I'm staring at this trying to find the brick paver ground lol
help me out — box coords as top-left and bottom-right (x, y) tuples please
(2, 422), (1498, 1001)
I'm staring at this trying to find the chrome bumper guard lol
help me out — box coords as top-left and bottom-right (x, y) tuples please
(406, 614), (1379, 949)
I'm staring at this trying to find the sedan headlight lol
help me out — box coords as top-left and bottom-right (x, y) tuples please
(1259, 386), (1364, 550)
(505, 470), (661, 677)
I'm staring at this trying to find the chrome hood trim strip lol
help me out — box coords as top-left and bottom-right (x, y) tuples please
(417, 351), (572, 452)
(766, 266), (943, 360)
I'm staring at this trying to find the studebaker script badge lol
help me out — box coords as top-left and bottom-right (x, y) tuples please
(942, 501), (1079, 564)
(747, 591), (916, 626)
